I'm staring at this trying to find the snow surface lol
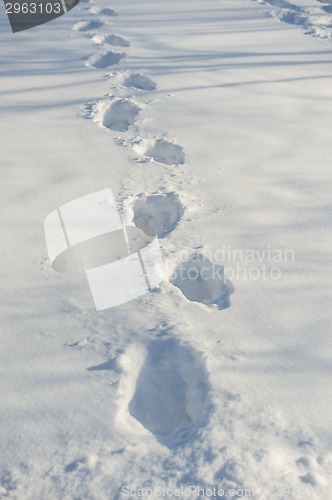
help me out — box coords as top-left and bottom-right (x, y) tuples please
(0, 0), (332, 498)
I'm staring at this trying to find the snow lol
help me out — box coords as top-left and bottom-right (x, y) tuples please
(0, 0), (332, 498)
(258, 0), (332, 38)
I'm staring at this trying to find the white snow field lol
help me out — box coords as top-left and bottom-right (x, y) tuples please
(0, 0), (332, 498)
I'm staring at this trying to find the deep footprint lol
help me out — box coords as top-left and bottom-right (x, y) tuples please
(130, 192), (184, 237)
(89, 6), (118, 16)
(171, 252), (234, 309)
(276, 10), (305, 26)
(128, 339), (210, 446)
(132, 138), (185, 166)
(87, 51), (125, 69)
(123, 73), (156, 91)
(91, 34), (130, 47)
(93, 98), (140, 132)
(73, 20), (103, 31)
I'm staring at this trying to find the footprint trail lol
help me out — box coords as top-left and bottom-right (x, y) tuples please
(256, 0), (332, 39)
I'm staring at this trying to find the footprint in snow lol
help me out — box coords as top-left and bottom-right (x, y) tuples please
(90, 34), (130, 47)
(299, 471), (328, 488)
(86, 51), (126, 69)
(275, 10), (306, 26)
(92, 98), (141, 132)
(120, 339), (210, 447)
(123, 73), (157, 91)
(89, 6), (118, 16)
(72, 19), (103, 31)
(110, 72), (156, 91)
(126, 192), (184, 238)
(131, 137), (185, 166)
(296, 453), (329, 488)
(171, 252), (234, 310)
